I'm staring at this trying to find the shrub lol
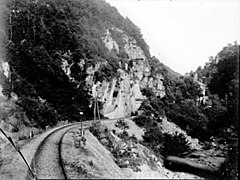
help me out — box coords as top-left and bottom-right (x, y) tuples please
(139, 96), (165, 119)
(117, 130), (129, 141)
(17, 96), (59, 129)
(133, 115), (153, 128)
(115, 119), (129, 130)
(161, 132), (192, 157)
(89, 121), (102, 139)
(220, 143), (238, 179)
(165, 99), (211, 141)
(129, 134), (138, 143)
(89, 121), (141, 171)
(143, 126), (164, 155)
(143, 126), (163, 144)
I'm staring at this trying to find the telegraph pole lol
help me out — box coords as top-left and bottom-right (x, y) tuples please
(96, 90), (100, 120)
(96, 95), (100, 120)
(93, 82), (100, 121)
(8, 65), (13, 99)
(79, 111), (83, 137)
(94, 96), (96, 121)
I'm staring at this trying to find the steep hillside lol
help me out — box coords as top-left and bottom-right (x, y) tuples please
(1, 0), (166, 127)
(62, 119), (201, 179)
(1, 0), (237, 178)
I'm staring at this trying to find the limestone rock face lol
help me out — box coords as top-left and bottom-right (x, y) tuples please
(0, 61), (10, 97)
(61, 28), (166, 119)
(123, 34), (146, 61)
(102, 69), (146, 119)
(92, 29), (165, 119)
(102, 29), (119, 54)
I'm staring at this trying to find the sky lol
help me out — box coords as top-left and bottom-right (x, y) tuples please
(105, 0), (240, 75)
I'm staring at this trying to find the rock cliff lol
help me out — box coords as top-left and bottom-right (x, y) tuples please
(61, 28), (165, 119)
(95, 29), (165, 118)
(0, 61), (10, 98)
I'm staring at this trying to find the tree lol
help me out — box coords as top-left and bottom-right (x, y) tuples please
(204, 95), (227, 134)
(208, 44), (239, 127)
(208, 44), (239, 100)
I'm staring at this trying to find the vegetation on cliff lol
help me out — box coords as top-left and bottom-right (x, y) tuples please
(3, 0), (238, 178)
(137, 43), (238, 141)
(135, 43), (238, 178)
(190, 43), (239, 136)
(6, 0), (150, 128)
(193, 43), (239, 178)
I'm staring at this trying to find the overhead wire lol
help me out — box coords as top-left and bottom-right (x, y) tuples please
(0, 128), (38, 179)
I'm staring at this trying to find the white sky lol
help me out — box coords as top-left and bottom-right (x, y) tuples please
(105, 0), (240, 75)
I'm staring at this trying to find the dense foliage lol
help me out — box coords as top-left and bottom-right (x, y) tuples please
(5, 0), (238, 175)
(6, 0), (150, 128)
(194, 43), (239, 135)
(139, 43), (239, 140)
(161, 132), (191, 157)
(134, 43), (238, 174)
(139, 58), (209, 140)
(193, 43), (239, 178)
(16, 96), (59, 129)
(89, 121), (141, 170)
(208, 44), (239, 128)
(115, 119), (129, 131)
(137, 116), (191, 158)
(220, 142), (238, 178)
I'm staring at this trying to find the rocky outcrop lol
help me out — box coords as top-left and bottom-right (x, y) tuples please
(102, 29), (119, 54)
(123, 34), (146, 61)
(95, 29), (165, 118)
(60, 28), (166, 119)
(103, 69), (146, 119)
(0, 61), (10, 98)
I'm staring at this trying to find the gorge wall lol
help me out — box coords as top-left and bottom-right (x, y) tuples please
(0, 0), (8, 98)
(4, 0), (168, 123)
(61, 28), (165, 119)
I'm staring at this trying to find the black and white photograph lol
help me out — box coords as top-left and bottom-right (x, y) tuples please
(0, 0), (239, 179)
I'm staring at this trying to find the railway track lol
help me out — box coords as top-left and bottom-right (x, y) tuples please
(26, 123), (81, 180)
(25, 118), (128, 179)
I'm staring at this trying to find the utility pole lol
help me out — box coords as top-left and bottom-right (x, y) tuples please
(93, 82), (100, 121)
(93, 96), (96, 121)
(8, 65), (13, 99)
(79, 111), (86, 146)
(96, 98), (100, 120)
(95, 89), (101, 121)
(79, 111), (83, 137)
